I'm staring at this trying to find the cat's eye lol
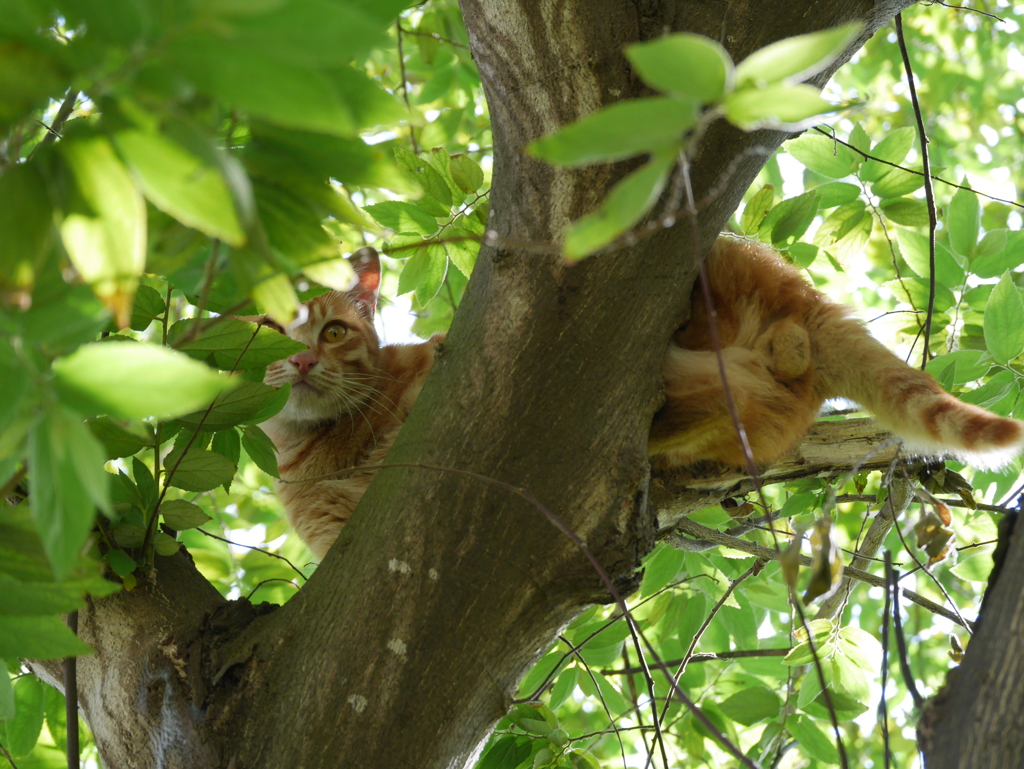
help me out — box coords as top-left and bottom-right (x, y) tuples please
(322, 322), (347, 343)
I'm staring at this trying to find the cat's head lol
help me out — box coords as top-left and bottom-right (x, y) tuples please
(262, 248), (383, 424)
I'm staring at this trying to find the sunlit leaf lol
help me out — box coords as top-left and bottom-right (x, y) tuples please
(786, 134), (860, 179)
(54, 342), (237, 420)
(984, 272), (1024, 365)
(0, 162), (52, 303)
(734, 23), (861, 87)
(626, 33), (733, 102)
(947, 185), (981, 257)
(529, 98), (694, 167)
(4, 674), (43, 758)
(59, 134), (146, 327)
(563, 149), (676, 260)
(116, 128), (245, 245)
(29, 404), (111, 578)
(724, 83), (836, 130)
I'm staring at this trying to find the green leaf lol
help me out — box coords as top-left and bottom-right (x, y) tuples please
(789, 715), (839, 764)
(170, 318), (307, 371)
(415, 244), (449, 306)
(760, 191), (820, 247)
(625, 33), (733, 102)
(813, 181), (860, 209)
(211, 428), (242, 467)
(129, 284), (166, 331)
(106, 549), (137, 578)
(173, 381), (284, 431)
(734, 23), (861, 87)
(879, 197), (931, 227)
(640, 542), (685, 596)
(971, 229), (1024, 279)
(4, 674), (43, 759)
(548, 667), (579, 710)
(445, 231), (479, 278)
(58, 133), (146, 327)
(718, 686), (783, 726)
(786, 134), (860, 179)
(479, 735), (531, 769)
(871, 166), (925, 198)
(0, 162), (53, 301)
(837, 626), (882, 674)
(0, 574), (86, 616)
(398, 245), (442, 297)
(43, 684), (67, 754)
(165, 450), (237, 493)
(0, 672), (11, 721)
(160, 500), (212, 530)
(897, 229), (964, 289)
(29, 405), (110, 579)
(726, 83), (836, 130)
(242, 425), (280, 477)
(449, 154), (485, 194)
(0, 616), (93, 659)
(365, 201), (439, 236)
(947, 185), (981, 257)
(740, 184), (775, 234)
(131, 456), (158, 513)
(53, 341), (237, 420)
(782, 619), (834, 665)
(859, 126), (916, 182)
(89, 418), (149, 460)
(528, 98), (695, 167)
(984, 272), (1024, 365)
(169, 38), (356, 136)
(115, 129), (245, 246)
(564, 149), (676, 260)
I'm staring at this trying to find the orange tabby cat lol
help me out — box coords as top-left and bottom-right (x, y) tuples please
(259, 248), (442, 558)
(260, 240), (1023, 558)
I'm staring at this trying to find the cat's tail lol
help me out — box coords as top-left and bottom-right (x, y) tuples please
(813, 304), (1024, 469)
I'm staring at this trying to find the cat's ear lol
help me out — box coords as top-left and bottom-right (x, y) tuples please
(349, 247), (380, 320)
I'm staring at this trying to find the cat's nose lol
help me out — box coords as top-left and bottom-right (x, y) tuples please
(289, 351), (318, 375)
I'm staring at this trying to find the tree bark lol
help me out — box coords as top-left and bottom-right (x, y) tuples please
(30, 2), (923, 768)
(918, 513), (1024, 767)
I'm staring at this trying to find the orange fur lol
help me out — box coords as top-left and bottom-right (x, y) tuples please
(649, 237), (1024, 469)
(262, 241), (1024, 558)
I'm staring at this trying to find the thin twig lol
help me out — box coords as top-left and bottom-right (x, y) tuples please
(395, 22), (420, 155)
(653, 562), (760, 759)
(559, 635), (630, 769)
(0, 740), (20, 769)
(894, 13), (938, 370)
(879, 553), (893, 769)
(887, 557), (925, 709)
(64, 611), (80, 769)
(606, 648), (790, 675)
(142, 324), (263, 558)
(810, 126), (1023, 210)
(30, 88), (79, 156)
(671, 517), (974, 629)
(197, 529), (307, 581)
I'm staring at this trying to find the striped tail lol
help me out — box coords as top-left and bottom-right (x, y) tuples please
(812, 304), (1024, 469)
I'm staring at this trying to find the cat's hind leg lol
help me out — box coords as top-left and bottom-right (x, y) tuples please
(650, 345), (817, 467)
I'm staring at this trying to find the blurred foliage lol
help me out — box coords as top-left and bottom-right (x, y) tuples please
(2, 1), (1024, 768)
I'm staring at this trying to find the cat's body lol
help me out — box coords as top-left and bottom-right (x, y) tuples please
(260, 240), (1024, 558)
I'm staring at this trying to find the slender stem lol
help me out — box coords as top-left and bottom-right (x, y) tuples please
(894, 13), (937, 369)
(30, 88), (79, 157)
(64, 611), (80, 769)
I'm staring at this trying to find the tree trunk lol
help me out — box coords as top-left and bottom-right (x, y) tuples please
(30, 2), (922, 767)
(918, 512), (1024, 767)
